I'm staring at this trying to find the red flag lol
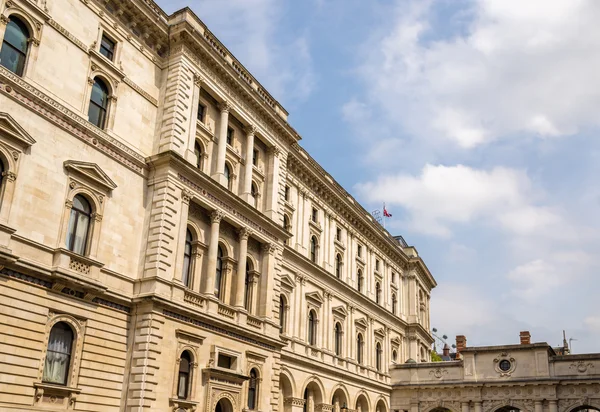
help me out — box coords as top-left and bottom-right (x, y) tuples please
(383, 206), (392, 218)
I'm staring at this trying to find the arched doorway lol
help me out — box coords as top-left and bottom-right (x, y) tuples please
(495, 407), (520, 412)
(375, 398), (388, 412)
(570, 407), (600, 412)
(215, 398), (233, 412)
(331, 387), (349, 412)
(303, 381), (324, 412)
(279, 373), (293, 412)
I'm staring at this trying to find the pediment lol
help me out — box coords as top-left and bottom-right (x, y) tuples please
(391, 336), (402, 346)
(332, 305), (348, 319)
(354, 317), (368, 329)
(280, 273), (296, 290)
(374, 327), (386, 338)
(0, 112), (36, 147)
(305, 291), (324, 306)
(64, 161), (117, 192)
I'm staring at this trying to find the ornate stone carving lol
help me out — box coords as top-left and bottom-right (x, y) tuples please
(218, 101), (232, 113)
(237, 227), (252, 241)
(261, 243), (276, 255)
(244, 124), (257, 135)
(570, 361), (594, 373)
(210, 210), (224, 223)
(284, 397), (306, 407)
(429, 367), (448, 379)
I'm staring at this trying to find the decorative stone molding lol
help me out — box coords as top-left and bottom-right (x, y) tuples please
(493, 352), (517, 377)
(210, 210), (225, 223)
(570, 361), (594, 373)
(284, 397), (306, 407)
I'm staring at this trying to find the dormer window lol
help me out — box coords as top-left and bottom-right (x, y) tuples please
(99, 34), (116, 61)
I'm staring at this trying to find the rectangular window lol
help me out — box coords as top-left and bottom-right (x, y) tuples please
(336, 227), (342, 241)
(311, 207), (318, 223)
(252, 149), (258, 166)
(357, 245), (362, 257)
(284, 185), (290, 201)
(197, 103), (206, 122)
(217, 354), (233, 369)
(376, 259), (380, 271)
(100, 34), (116, 61)
(392, 272), (396, 284)
(226, 127), (234, 145)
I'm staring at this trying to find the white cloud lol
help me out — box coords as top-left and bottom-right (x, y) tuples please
(357, 0), (600, 149)
(355, 164), (561, 238)
(506, 259), (563, 300)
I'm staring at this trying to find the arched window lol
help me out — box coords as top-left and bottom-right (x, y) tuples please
(307, 310), (317, 346)
(392, 293), (397, 315)
(357, 333), (364, 364)
(283, 214), (291, 245)
(182, 229), (193, 287)
(88, 77), (110, 129)
(66, 194), (92, 255)
(376, 342), (382, 371)
(244, 261), (251, 311)
(392, 349), (398, 363)
(224, 164), (231, 189)
(215, 246), (224, 299)
(177, 351), (191, 399)
(335, 254), (342, 279)
(334, 322), (342, 356)
(279, 295), (286, 333)
(247, 368), (259, 410)
(375, 282), (381, 304)
(0, 16), (30, 76)
(250, 182), (258, 207)
(310, 236), (317, 263)
(194, 141), (203, 170)
(43, 322), (74, 385)
(303, 388), (309, 412)
(357, 269), (363, 293)
(0, 159), (4, 192)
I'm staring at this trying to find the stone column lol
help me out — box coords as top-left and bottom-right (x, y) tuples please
(535, 401), (542, 412)
(407, 272), (418, 323)
(296, 275), (305, 339)
(296, 190), (305, 251)
(185, 74), (203, 164)
(258, 243), (276, 317)
(462, 402), (470, 412)
(213, 101), (231, 186)
(473, 402), (483, 412)
(549, 401), (558, 412)
(346, 231), (353, 284)
(242, 125), (256, 203)
(234, 228), (251, 308)
(329, 216), (336, 269)
(202, 210), (223, 296)
(264, 146), (281, 219)
(322, 211), (329, 269)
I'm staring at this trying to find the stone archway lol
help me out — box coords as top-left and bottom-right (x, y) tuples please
(356, 393), (370, 412)
(279, 373), (294, 412)
(375, 398), (388, 412)
(215, 397), (234, 412)
(331, 386), (349, 412)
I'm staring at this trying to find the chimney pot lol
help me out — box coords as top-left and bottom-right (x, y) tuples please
(443, 343), (450, 357)
(520, 331), (531, 345)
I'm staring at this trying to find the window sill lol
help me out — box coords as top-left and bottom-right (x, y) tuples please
(334, 239), (345, 250)
(308, 220), (322, 232)
(169, 398), (199, 411)
(34, 382), (81, 408)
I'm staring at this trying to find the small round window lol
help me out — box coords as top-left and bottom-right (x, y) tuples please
(499, 359), (511, 371)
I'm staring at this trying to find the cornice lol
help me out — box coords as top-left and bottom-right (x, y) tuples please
(0, 67), (147, 176)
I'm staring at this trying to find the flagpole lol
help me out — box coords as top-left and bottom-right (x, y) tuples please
(383, 202), (386, 229)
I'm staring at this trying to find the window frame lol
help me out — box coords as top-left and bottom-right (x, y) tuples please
(65, 194), (93, 256)
(0, 15), (30, 77)
(99, 33), (116, 61)
(310, 236), (318, 263)
(88, 77), (110, 130)
(177, 350), (192, 400)
(247, 368), (259, 410)
(334, 322), (343, 356)
(307, 309), (317, 346)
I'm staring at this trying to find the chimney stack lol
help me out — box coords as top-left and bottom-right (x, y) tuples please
(520, 331), (531, 345)
(456, 335), (467, 353)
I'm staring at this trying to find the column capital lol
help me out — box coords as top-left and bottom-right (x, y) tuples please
(0, 15), (9, 25)
(261, 242), (276, 255)
(244, 124), (257, 136)
(237, 227), (253, 241)
(194, 72), (205, 87)
(210, 210), (225, 223)
(267, 145), (281, 157)
(218, 101), (232, 113)
(182, 189), (193, 204)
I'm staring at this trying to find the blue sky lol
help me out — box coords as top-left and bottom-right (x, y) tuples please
(157, 0), (600, 353)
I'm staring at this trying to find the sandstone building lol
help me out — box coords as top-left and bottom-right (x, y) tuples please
(391, 333), (600, 412)
(0, 0), (436, 411)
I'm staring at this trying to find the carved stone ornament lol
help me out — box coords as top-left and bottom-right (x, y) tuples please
(218, 101), (232, 113)
(181, 189), (193, 204)
(244, 124), (257, 136)
(570, 361), (594, 373)
(429, 367), (448, 379)
(210, 210), (224, 223)
(285, 397), (306, 407)
(237, 227), (252, 241)
(493, 352), (516, 377)
(261, 243), (276, 255)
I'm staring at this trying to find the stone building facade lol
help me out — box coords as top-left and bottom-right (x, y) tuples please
(391, 333), (600, 412)
(0, 0), (435, 411)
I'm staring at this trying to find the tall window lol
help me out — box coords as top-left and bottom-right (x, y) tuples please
(335, 254), (342, 279)
(336, 227), (342, 241)
(66, 194), (92, 255)
(244, 261), (251, 310)
(215, 246), (223, 299)
(392, 350), (398, 363)
(376, 342), (382, 372)
(375, 259), (380, 271)
(357, 269), (363, 293)
(357, 244), (362, 257)
(252, 149), (258, 166)
(182, 229), (193, 287)
(357, 333), (364, 365)
(311, 207), (318, 223)
(88, 77), (109, 129)
(283, 215), (291, 245)
(226, 127), (234, 145)
(279, 295), (286, 333)
(392, 293), (397, 315)
(224, 164), (231, 189)
(99, 34), (116, 61)
(0, 160), (5, 192)
(43, 322), (73, 385)
(284, 185), (290, 201)
(307, 310), (317, 346)
(194, 141), (203, 170)
(197, 103), (206, 122)
(334, 322), (342, 356)
(177, 351), (191, 399)
(0, 16), (29, 76)
(310, 236), (317, 263)
(251, 182), (258, 206)
(247, 369), (258, 410)
(375, 282), (381, 304)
